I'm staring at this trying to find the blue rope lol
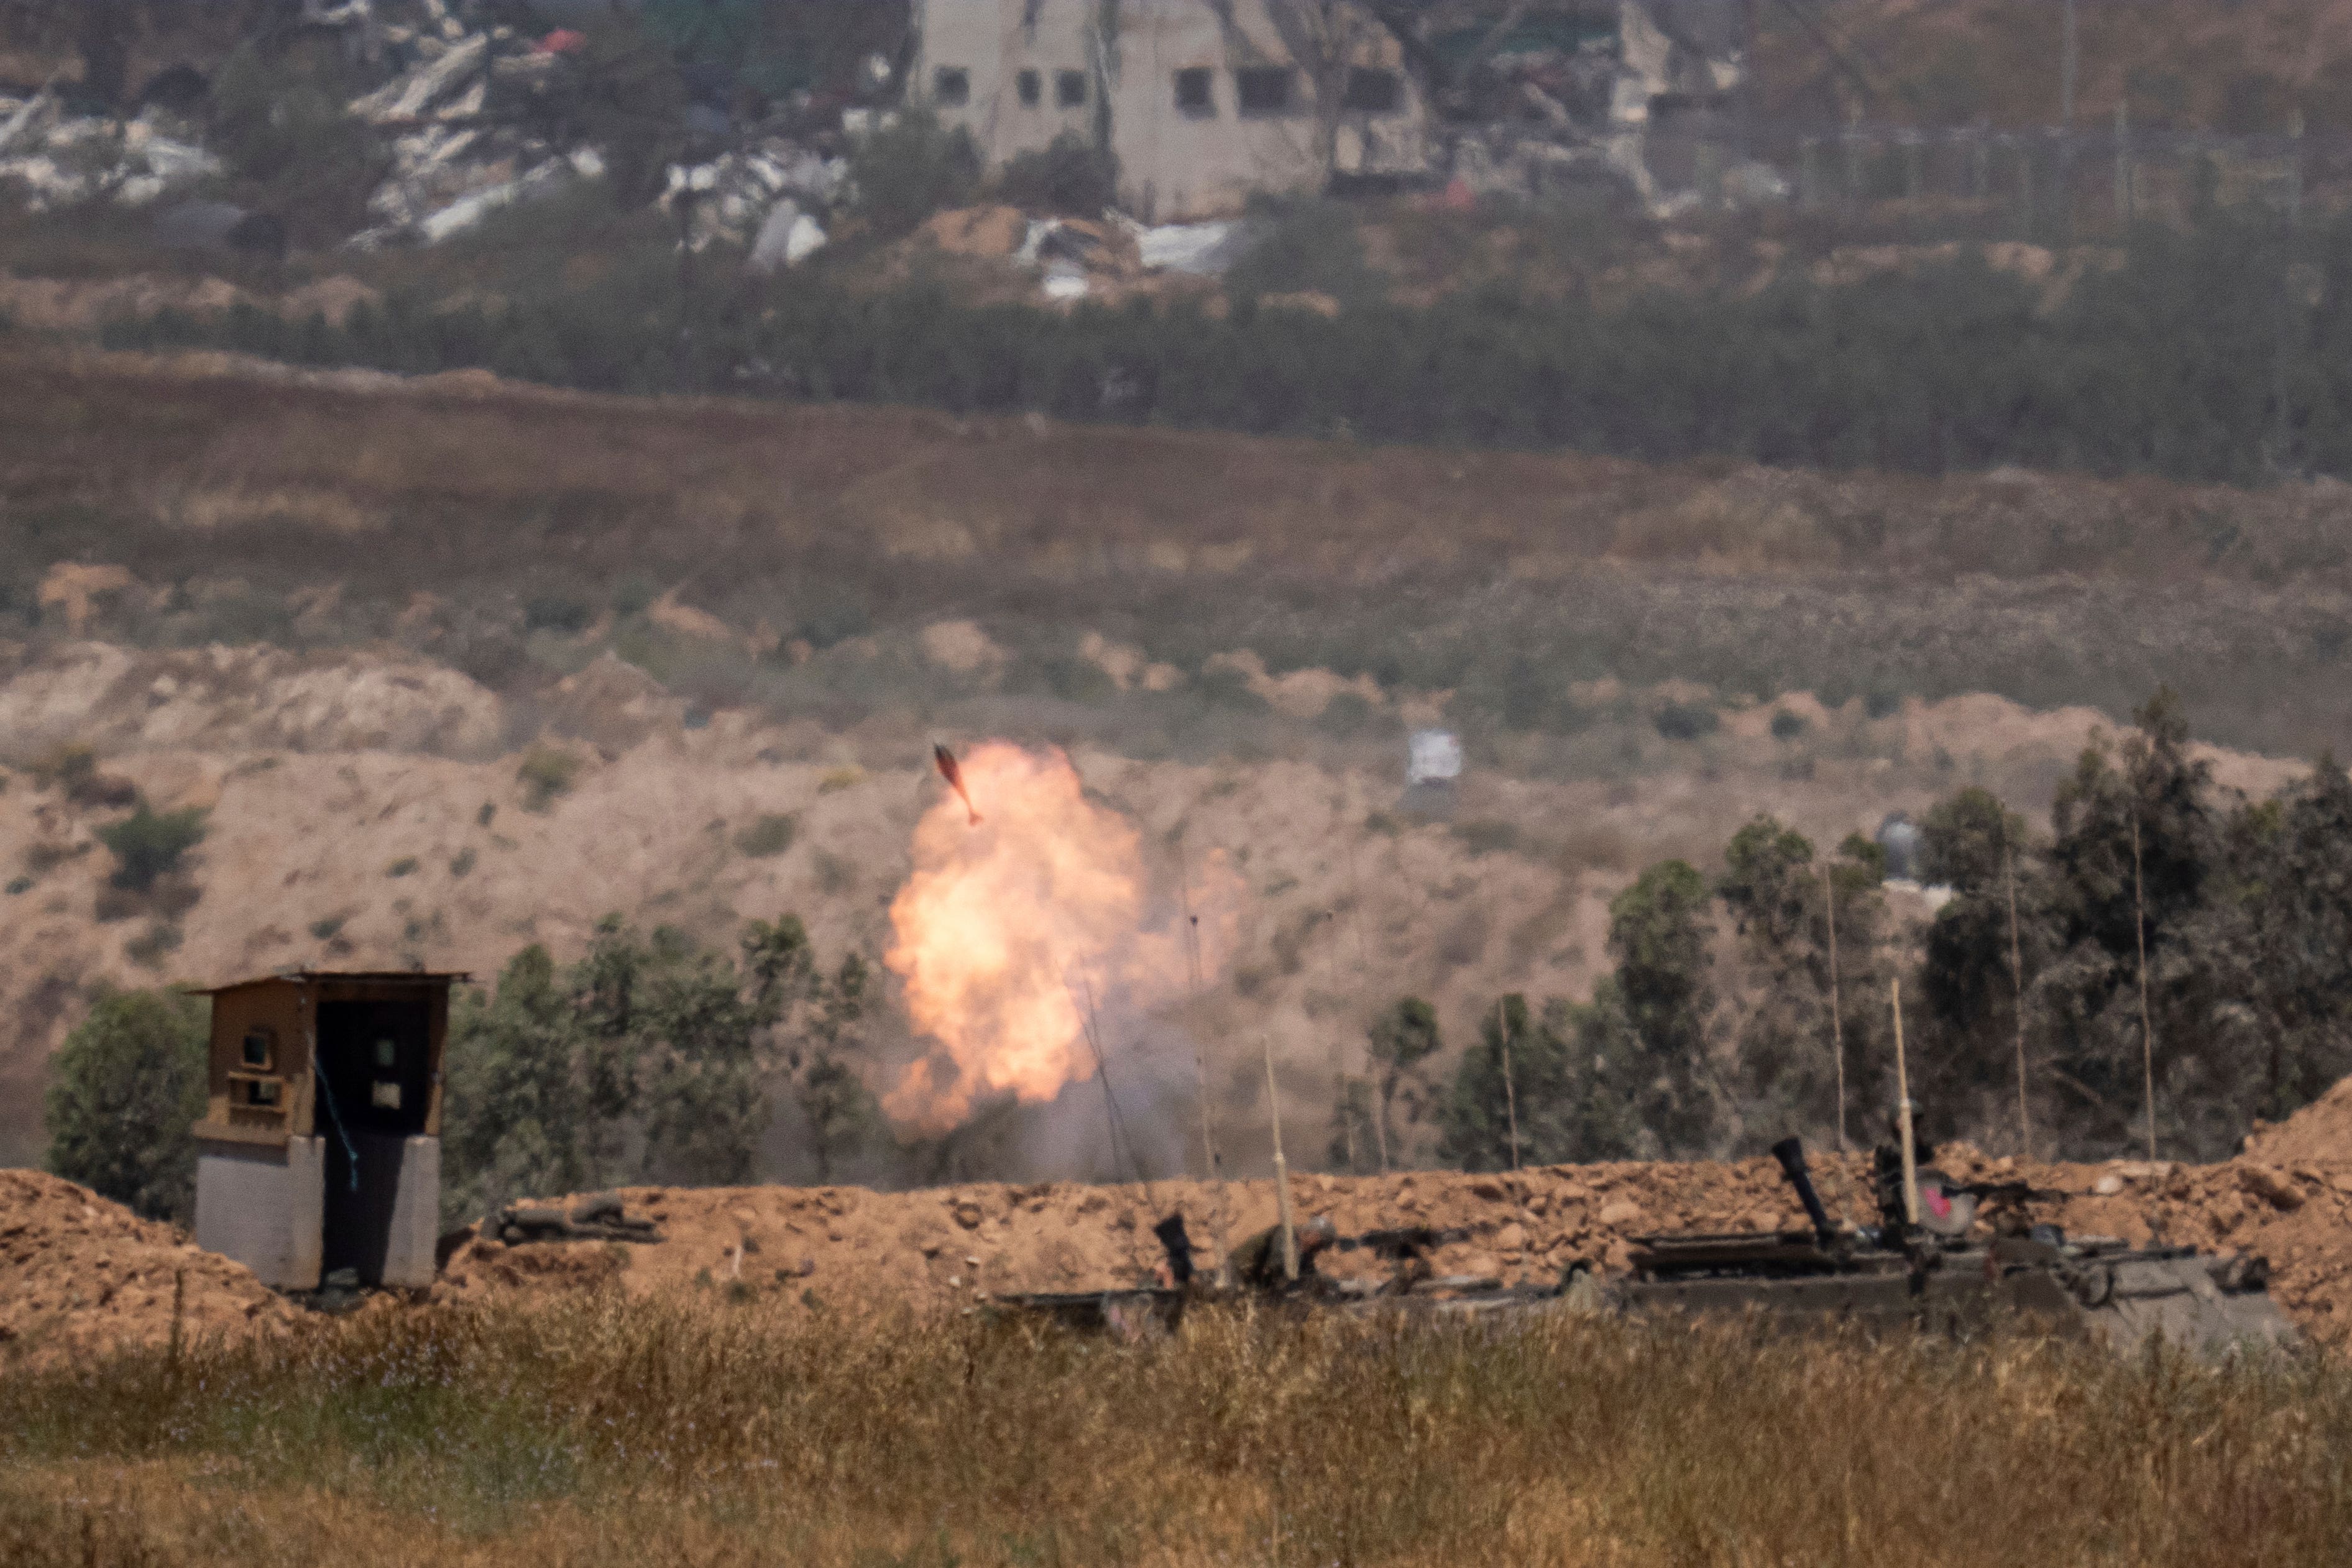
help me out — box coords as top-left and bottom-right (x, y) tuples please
(311, 1042), (361, 1193)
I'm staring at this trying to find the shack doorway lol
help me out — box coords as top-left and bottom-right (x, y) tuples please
(316, 996), (433, 1283)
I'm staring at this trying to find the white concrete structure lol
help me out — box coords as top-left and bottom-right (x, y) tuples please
(909, 0), (1429, 220)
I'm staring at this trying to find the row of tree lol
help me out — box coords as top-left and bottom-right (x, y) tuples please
(44, 694), (2352, 1219)
(104, 209), (2352, 485)
(1338, 691), (2352, 1170)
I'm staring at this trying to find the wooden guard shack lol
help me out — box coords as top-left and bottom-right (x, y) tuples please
(191, 971), (464, 1291)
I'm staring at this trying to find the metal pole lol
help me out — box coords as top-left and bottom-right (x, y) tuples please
(2058, 0), (2077, 235)
(2005, 841), (2033, 1162)
(1823, 863), (1847, 1153)
(1264, 1036), (1298, 1281)
(2060, 0), (2077, 131)
(1497, 997), (1521, 1171)
(2115, 99), (2132, 222)
(2131, 817), (2159, 1161)
(1892, 978), (1919, 1227)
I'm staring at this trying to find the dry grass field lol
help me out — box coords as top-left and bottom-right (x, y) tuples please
(2, 1296), (2346, 1568)
(4, 342), (2352, 761)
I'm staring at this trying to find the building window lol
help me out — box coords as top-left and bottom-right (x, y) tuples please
(1235, 66), (1293, 116)
(1174, 67), (1214, 116)
(1017, 68), (1041, 107)
(933, 66), (970, 108)
(1343, 66), (1401, 113)
(1055, 69), (1088, 108)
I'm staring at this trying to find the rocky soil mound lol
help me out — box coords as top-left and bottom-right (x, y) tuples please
(0, 1168), (293, 1371)
(437, 1126), (2352, 1352)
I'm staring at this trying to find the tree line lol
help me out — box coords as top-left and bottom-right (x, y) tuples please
(98, 209), (2352, 486)
(1338, 690), (2352, 1171)
(41, 691), (2352, 1220)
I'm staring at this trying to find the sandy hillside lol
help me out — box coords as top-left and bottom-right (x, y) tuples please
(0, 632), (2312, 1170)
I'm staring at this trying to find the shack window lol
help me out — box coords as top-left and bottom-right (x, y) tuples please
(1174, 67), (1213, 116)
(1017, 68), (1041, 107)
(1236, 66), (1293, 116)
(933, 66), (970, 108)
(1343, 66), (1401, 113)
(1055, 68), (1088, 108)
(241, 1025), (275, 1070)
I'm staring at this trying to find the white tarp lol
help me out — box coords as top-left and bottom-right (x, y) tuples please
(1408, 729), (1463, 786)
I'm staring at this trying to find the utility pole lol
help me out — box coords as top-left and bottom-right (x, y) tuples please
(1497, 998), (1521, 1172)
(2005, 842), (2032, 1162)
(1823, 863), (1847, 1153)
(1891, 978), (1919, 1227)
(1264, 1037), (1299, 1282)
(2057, 0), (2078, 235)
(2131, 817), (2159, 1162)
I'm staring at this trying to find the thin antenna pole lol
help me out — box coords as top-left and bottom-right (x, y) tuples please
(1264, 1037), (1298, 1282)
(1497, 997), (1521, 1171)
(1891, 978), (1918, 1227)
(1176, 846), (1233, 1285)
(2004, 837), (2033, 1161)
(1077, 976), (1146, 1195)
(2131, 816), (2159, 1161)
(1822, 862), (1847, 1153)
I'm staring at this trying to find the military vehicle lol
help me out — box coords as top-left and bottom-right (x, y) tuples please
(1602, 1137), (2299, 1357)
(994, 1139), (2300, 1356)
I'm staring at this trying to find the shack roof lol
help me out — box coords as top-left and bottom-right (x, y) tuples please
(191, 971), (472, 995)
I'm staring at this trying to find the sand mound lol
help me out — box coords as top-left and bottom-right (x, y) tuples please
(2243, 1079), (2352, 1166)
(430, 1134), (2352, 1351)
(0, 1169), (295, 1371)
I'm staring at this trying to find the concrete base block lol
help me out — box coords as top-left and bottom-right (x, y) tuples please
(195, 1136), (324, 1291)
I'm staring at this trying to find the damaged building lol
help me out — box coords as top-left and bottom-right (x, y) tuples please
(909, 0), (1431, 221)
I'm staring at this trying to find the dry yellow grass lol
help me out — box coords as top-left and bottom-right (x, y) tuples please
(2, 1293), (2346, 1567)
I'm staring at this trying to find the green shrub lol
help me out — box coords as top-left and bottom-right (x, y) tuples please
(4, 876), (30, 896)
(518, 746), (581, 812)
(1451, 820), (1523, 856)
(310, 915), (345, 941)
(1865, 687), (1905, 720)
(733, 814), (799, 858)
(97, 801), (208, 892)
(848, 111), (982, 239)
(1770, 709), (1809, 740)
(995, 132), (1119, 214)
(1653, 702), (1720, 741)
(450, 848), (478, 878)
(43, 988), (208, 1222)
(385, 856), (420, 878)
(1225, 198), (1382, 308)
(124, 923), (184, 970)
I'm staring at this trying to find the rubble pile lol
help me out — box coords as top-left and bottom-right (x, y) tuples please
(0, 87), (222, 213)
(333, 2), (603, 248)
(0, 1169), (293, 1372)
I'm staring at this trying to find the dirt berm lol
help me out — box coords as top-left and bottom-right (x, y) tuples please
(439, 1082), (2352, 1351)
(0, 1169), (294, 1371)
(6, 1083), (2346, 1366)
